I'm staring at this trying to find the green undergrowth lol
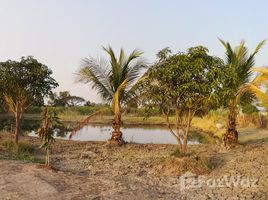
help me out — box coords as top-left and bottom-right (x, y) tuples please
(0, 140), (44, 163)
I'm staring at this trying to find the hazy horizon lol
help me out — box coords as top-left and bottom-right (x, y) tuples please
(1, 0), (268, 103)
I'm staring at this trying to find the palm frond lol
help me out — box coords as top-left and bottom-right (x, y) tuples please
(220, 39), (266, 111)
(235, 84), (251, 105)
(119, 48), (125, 66)
(219, 38), (235, 66)
(253, 40), (266, 56)
(249, 84), (268, 107)
(76, 46), (146, 133)
(245, 40), (266, 72)
(121, 74), (148, 105)
(125, 58), (147, 87)
(125, 49), (143, 66)
(69, 110), (104, 139)
(102, 46), (121, 89)
(102, 46), (118, 68)
(77, 57), (113, 101)
(251, 67), (268, 86)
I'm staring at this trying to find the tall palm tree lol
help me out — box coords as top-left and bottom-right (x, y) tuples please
(219, 39), (268, 146)
(76, 46), (146, 144)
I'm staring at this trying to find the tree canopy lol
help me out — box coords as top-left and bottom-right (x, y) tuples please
(0, 56), (58, 108)
(0, 56), (58, 143)
(141, 46), (225, 153)
(48, 91), (85, 106)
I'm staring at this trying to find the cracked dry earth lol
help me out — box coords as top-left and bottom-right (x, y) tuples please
(0, 139), (268, 199)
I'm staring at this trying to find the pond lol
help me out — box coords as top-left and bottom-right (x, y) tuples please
(29, 124), (200, 145)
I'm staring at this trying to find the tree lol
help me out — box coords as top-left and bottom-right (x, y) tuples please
(76, 46), (146, 144)
(141, 46), (224, 154)
(0, 56), (58, 144)
(37, 107), (63, 166)
(219, 39), (268, 147)
(84, 100), (96, 106)
(67, 96), (85, 106)
(48, 91), (85, 106)
(48, 91), (70, 106)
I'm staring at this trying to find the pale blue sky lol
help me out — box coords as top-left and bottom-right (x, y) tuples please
(0, 0), (268, 102)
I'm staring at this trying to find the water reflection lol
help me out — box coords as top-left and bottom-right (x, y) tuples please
(29, 124), (199, 145)
(0, 117), (199, 144)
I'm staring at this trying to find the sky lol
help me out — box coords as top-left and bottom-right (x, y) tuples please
(0, 0), (268, 103)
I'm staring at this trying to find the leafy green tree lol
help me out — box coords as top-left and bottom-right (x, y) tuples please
(37, 107), (63, 166)
(67, 96), (85, 106)
(76, 46), (146, 144)
(48, 91), (85, 106)
(84, 100), (96, 106)
(219, 39), (268, 147)
(0, 56), (58, 144)
(142, 46), (224, 154)
(48, 91), (70, 106)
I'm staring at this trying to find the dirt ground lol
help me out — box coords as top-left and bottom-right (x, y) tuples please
(0, 130), (268, 200)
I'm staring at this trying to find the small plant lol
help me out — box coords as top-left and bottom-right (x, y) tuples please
(36, 107), (63, 166)
(170, 147), (181, 158)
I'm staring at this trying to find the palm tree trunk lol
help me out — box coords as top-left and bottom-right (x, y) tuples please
(224, 110), (238, 147)
(110, 113), (124, 144)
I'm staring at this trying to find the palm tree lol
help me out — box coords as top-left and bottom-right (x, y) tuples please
(219, 39), (268, 147)
(76, 46), (146, 144)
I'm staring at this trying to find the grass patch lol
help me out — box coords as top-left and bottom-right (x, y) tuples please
(168, 155), (213, 175)
(0, 154), (44, 163)
(190, 130), (215, 144)
(156, 148), (214, 176)
(1, 140), (35, 155)
(0, 140), (43, 163)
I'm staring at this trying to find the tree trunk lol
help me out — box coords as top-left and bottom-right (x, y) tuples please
(109, 113), (124, 145)
(46, 148), (50, 166)
(175, 107), (183, 153)
(223, 110), (238, 147)
(181, 109), (193, 155)
(14, 113), (22, 144)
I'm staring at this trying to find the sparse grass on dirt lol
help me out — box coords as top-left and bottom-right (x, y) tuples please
(0, 129), (268, 199)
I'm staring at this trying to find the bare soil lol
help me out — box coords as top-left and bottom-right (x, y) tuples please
(0, 130), (268, 200)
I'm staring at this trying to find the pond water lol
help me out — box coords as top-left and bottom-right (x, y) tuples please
(29, 124), (200, 145)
